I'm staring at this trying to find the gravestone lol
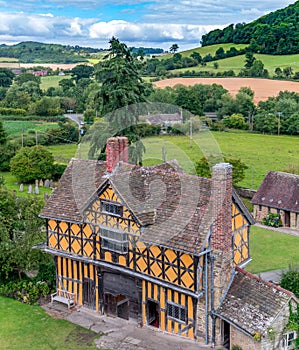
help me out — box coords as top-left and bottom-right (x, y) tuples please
(19, 184), (24, 192)
(28, 185), (32, 194)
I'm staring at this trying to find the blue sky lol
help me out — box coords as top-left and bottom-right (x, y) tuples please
(0, 0), (295, 50)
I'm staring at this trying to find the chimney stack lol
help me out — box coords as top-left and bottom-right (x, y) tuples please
(106, 136), (129, 173)
(211, 163), (232, 252)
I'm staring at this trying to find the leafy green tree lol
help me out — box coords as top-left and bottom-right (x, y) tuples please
(223, 114), (248, 130)
(169, 43), (179, 53)
(10, 145), (54, 183)
(283, 66), (293, 79)
(33, 96), (62, 116)
(0, 186), (45, 280)
(14, 73), (41, 86)
(280, 269), (299, 299)
(190, 52), (202, 64)
(0, 143), (16, 171)
(0, 68), (15, 88)
(71, 64), (94, 83)
(274, 67), (283, 78)
(244, 52), (255, 68)
(195, 156), (248, 186)
(254, 113), (278, 134)
(215, 47), (225, 59)
(90, 37), (151, 163)
(95, 37), (149, 125)
(0, 118), (7, 145)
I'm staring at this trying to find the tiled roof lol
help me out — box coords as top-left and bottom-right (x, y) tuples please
(40, 158), (252, 254)
(39, 158), (107, 222)
(216, 267), (295, 335)
(111, 161), (213, 254)
(252, 171), (299, 213)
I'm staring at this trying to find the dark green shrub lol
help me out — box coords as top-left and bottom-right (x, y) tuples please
(262, 213), (282, 227)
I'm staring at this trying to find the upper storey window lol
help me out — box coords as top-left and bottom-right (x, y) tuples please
(101, 200), (123, 217)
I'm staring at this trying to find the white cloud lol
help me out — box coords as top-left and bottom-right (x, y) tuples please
(89, 20), (223, 45)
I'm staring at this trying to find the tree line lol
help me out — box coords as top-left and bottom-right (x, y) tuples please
(201, 2), (299, 55)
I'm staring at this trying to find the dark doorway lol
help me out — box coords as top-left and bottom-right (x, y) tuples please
(117, 295), (129, 320)
(83, 277), (95, 309)
(285, 211), (290, 227)
(223, 321), (230, 349)
(147, 300), (159, 327)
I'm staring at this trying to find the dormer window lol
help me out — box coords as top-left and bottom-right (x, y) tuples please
(101, 200), (123, 217)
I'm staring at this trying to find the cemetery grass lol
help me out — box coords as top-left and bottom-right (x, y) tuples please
(0, 171), (52, 198)
(247, 225), (299, 274)
(0, 295), (101, 350)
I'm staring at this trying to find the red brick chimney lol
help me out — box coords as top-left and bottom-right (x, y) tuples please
(211, 163), (232, 252)
(117, 136), (129, 163)
(106, 136), (129, 173)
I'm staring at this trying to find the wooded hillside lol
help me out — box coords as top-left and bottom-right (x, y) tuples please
(0, 41), (103, 63)
(201, 1), (299, 55)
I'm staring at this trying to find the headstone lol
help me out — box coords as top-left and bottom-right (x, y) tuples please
(35, 179), (39, 187)
(35, 184), (39, 195)
(49, 180), (54, 188)
(28, 185), (32, 194)
(39, 179), (44, 187)
(44, 179), (50, 188)
(19, 184), (24, 192)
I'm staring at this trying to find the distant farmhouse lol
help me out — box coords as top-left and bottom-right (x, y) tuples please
(252, 171), (299, 228)
(144, 112), (182, 127)
(32, 70), (48, 77)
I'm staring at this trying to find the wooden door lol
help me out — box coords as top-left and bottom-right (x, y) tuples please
(83, 277), (95, 309)
(285, 211), (290, 227)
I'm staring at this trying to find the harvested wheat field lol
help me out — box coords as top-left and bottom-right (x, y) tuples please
(154, 77), (299, 103)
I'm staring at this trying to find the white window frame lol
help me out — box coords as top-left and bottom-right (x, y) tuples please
(100, 227), (128, 254)
(282, 331), (297, 350)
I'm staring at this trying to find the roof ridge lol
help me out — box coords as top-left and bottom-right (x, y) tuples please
(236, 266), (294, 296)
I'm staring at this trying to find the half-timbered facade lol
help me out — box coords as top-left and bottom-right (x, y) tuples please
(40, 136), (255, 347)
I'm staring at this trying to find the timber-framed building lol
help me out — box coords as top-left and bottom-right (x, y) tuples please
(39, 137), (297, 348)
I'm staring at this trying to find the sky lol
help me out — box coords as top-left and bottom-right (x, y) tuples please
(0, 0), (296, 51)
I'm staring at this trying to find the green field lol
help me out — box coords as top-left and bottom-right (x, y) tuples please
(0, 57), (19, 62)
(48, 143), (79, 164)
(141, 132), (299, 189)
(40, 75), (71, 90)
(171, 51), (299, 76)
(0, 296), (101, 350)
(4, 120), (58, 136)
(247, 225), (299, 274)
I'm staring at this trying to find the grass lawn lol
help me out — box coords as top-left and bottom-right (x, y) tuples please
(40, 75), (71, 90)
(48, 143), (79, 164)
(0, 296), (101, 350)
(247, 225), (299, 274)
(142, 132), (299, 189)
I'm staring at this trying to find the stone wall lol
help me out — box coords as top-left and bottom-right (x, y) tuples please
(230, 327), (260, 350)
(254, 204), (299, 229)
